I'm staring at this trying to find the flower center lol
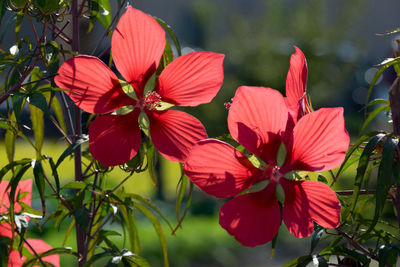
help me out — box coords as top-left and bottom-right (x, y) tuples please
(143, 91), (162, 111)
(261, 160), (281, 182)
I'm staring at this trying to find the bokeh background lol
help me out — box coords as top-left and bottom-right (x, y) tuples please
(1, 0), (400, 266)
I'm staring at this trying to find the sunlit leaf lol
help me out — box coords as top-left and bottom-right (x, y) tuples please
(366, 57), (400, 104)
(28, 102), (44, 156)
(154, 17), (182, 57)
(119, 203), (140, 254)
(378, 244), (398, 267)
(362, 137), (398, 237)
(55, 137), (88, 168)
(5, 112), (17, 163)
(32, 159), (46, 216)
(134, 202), (169, 267)
(345, 133), (386, 220)
(360, 104), (390, 134)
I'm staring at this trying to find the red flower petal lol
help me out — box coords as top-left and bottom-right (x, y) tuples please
(55, 56), (134, 114)
(280, 178), (341, 238)
(285, 46), (308, 121)
(112, 6), (166, 98)
(281, 107), (349, 173)
(9, 239), (60, 267)
(0, 222), (12, 238)
(228, 86), (288, 163)
(147, 110), (208, 162)
(156, 52), (224, 106)
(0, 179), (32, 213)
(89, 109), (141, 166)
(183, 139), (263, 198)
(219, 184), (281, 247)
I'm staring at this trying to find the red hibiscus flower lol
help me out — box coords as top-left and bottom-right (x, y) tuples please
(0, 180), (60, 266)
(55, 6), (224, 166)
(184, 86), (349, 247)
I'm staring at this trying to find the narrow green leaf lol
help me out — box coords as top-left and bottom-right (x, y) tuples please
(321, 245), (371, 265)
(27, 93), (52, 118)
(378, 244), (398, 267)
(283, 255), (312, 267)
(55, 138), (88, 168)
(366, 98), (390, 108)
(62, 181), (87, 190)
(28, 103), (44, 156)
(154, 17), (182, 56)
(15, 12), (23, 41)
(362, 137), (398, 237)
(135, 202), (169, 267)
(22, 247), (77, 266)
(310, 228), (324, 254)
(32, 159), (46, 216)
(129, 194), (173, 232)
(366, 57), (400, 104)
(0, 0), (6, 24)
(360, 104), (390, 133)
(122, 253), (151, 267)
(97, 0), (112, 30)
(5, 112), (17, 163)
(120, 204), (140, 254)
(84, 251), (114, 267)
(0, 159), (31, 181)
(48, 157), (60, 193)
(75, 207), (89, 232)
(377, 27), (400, 36)
(173, 174), (193, 234)
(345, 133), (386, 220)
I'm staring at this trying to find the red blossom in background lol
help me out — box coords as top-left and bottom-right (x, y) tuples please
(184, 57), (350, 246)
(0, 180), (59, 267)
(55, 6), (224, 166)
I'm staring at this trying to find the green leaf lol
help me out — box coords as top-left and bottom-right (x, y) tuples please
(377, 27), (400, 36)
(15, 12), (23, 41)
(28, 102), (44, 156)
(5, 112), (17, 163)
(378, 244), (398, 267)
(366, 57), (400, 104)
(22, 247), (77, 266)
(173, 174), (193, 234)
(154, 17), (182, 57)
(0, 239), (8, 266)
(366, 98), (390, 108)
(55, 137), (88, 168)
(345, 133), (386, 220)
(0, 0), (6, 24)
(97, 0), (112, 30)
(134, 202), (169, 267)
(129, 194), (173, 232)
(120, 203), (140, 254)
(75, 207), (89, 232)
(122, 253), (151, 267)
(362, 137), (398, 237)
(48, 157), (60, 193)
(335, 131), (384, 181)
(0, 159), (31, 181)
(62, 181), (87, 190)
(28, 93), (52, 118)
(321, 245), (371, 265)
(310, 228), (324, 254)
(360, 104), (390, 133)
(283, 255), (312, 267)
(32, 159), (46, 216)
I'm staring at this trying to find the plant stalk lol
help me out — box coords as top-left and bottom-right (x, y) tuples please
(71, 0), (85, 265)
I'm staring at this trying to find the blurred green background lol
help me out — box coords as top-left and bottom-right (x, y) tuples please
(1, 0), (400, 266)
